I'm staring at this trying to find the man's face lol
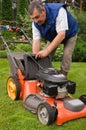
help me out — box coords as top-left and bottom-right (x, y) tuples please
(30, 8), (46, 25)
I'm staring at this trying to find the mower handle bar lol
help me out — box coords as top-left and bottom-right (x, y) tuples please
(0, 25), (32, 45)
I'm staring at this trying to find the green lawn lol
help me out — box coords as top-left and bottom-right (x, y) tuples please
(0, 59), (86, 130)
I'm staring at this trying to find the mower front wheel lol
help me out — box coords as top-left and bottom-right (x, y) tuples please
(6, 76), (20, 100)
(37, 102), (57, 125)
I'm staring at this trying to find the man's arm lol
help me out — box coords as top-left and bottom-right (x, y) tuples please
(35, 30), (65, 58)
(32, 39), (41, 54)
(32, 22), (41, 54)
(46, 30), (65, 54)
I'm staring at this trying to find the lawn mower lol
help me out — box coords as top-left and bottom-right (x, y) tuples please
(0, 25), (86, 125)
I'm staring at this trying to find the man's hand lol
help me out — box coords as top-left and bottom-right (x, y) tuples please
(34, 31), (66, 59)
(35, 49), (49, 59)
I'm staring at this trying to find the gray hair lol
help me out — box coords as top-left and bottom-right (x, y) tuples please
(28, 0), (44, 15)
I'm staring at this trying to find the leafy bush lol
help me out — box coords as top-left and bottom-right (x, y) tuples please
(17, 0), (28, 21)
(14, 43), (32, 53)
(0, 27), (32, 58)
(1, 0), (13, 21)
(74, 11), (86, 42)
(41, 41), (63, 61)
(73, 38), (86, 62)
(0, 31), (16, 42)
(53, 44), (63, 61)
(19, 9), (32, 38)
(77, 13), (86, 41)
(0, 43), (32, 58)
(0, 50), (7, 58)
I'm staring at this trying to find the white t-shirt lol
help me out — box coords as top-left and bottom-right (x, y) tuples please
(32, 7), (68, 40)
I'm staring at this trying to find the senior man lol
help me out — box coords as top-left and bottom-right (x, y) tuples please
(28, 0), (78, 76)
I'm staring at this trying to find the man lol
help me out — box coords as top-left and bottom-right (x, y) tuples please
(28, 0), (78, 76)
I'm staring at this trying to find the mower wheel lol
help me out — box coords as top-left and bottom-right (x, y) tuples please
(79, 95), (86, 104)
(6, 76), (20, 100)
(37, 102), (57, 125)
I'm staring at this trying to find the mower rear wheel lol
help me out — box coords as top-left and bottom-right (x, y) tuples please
(37, 102), (57, 125)
(6, 76), (20, 100)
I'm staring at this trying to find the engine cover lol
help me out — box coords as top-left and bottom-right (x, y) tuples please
(37, 68), (68, 84)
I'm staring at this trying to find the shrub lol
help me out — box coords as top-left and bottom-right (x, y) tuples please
(0, 50), (7, 58)
(53, 44), (63, 61)
(14, 43), (32, 53)
(1, 0), (13, 21)
(0, 30), (32, 58)
(39, 41), (63, 62)
(77, 13), (86, 41)
(74, 11), (86, 42)
(17, 0), (28, 21)
(0, 31), (16, 42)
(19, 9), (32, 38)
(73, 38), (86, 62)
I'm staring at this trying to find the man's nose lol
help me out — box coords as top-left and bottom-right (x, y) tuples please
(34, 18), (39, 23)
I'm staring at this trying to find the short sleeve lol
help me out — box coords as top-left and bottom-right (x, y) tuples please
(56, 7), (68, 33)
(32, 22), (41, 40)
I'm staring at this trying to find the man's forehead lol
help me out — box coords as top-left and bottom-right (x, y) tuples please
(32, 8), (41, 15)
(30, 9), (41, 19)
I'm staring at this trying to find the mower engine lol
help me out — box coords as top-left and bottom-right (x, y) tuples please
(37, 68), (75, 98)
(42, 80), (67, 98)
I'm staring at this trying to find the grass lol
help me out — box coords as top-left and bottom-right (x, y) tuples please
(0, 58), (86, 130)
